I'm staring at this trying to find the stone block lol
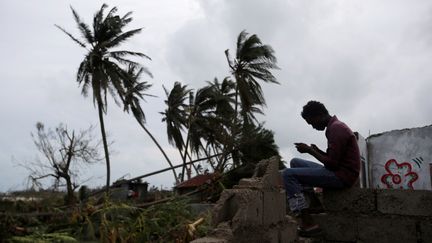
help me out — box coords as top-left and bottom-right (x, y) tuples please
(323, 187), (376, 213)
(357, 215), (417, 243)
(312, 213), (357, 242)
(377, 189), (432, 216)
(262, 190), (285, 225)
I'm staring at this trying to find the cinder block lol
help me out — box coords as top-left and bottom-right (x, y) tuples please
(323, 187), (376, 213)
(357, 215), (417, 243)
(420, 220), (432, 243)
(262, 190), (285, 225)
(312, 213), (357, 242)
(377, 189), (432, 216)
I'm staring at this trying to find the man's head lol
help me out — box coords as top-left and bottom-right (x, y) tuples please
(301, 101), (331, 131)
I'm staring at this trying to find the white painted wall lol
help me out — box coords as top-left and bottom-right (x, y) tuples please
(356, 133), (369, 188)
(367, 125), (432, 190)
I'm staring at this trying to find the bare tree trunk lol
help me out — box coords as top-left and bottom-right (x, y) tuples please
(64, 175), (75, 205)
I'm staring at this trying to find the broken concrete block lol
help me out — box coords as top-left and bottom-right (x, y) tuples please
(211, 189), (263, 230)
(236, 178), (263, 189)
(255, 156), (282, 190)
(197, 156), (298, 243)
(236, 156), (282, 191)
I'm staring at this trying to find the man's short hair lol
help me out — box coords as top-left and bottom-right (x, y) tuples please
(301, 101), (329, 119)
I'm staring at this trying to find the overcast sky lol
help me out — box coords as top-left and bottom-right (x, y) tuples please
(1, 0), (432, 192)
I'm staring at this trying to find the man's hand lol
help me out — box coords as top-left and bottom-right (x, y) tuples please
(294, 142), (312, 154)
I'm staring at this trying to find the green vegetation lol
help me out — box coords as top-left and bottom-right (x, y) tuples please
(1, 195), (210, 242)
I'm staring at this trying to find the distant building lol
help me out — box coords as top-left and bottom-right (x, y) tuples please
(174, 173), (215, 202)
(111, 179), (148, 201)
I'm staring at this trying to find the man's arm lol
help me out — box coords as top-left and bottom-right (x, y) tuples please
(295, 143), (329, 165)
(311, 144), (326, 156)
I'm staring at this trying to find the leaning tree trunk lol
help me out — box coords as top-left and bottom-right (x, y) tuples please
(97, 100), (111, 193)
(135, 116), (179, 183)
(181, 132), (191, 182)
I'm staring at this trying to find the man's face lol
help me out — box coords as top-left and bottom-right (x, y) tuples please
(305, 115), (327, 131)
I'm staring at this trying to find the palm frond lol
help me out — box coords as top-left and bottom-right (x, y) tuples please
(55, 24), (86, 48)
(104, 28), (142, 49)
(70, 6), (94, 44)
(110, 50), (151, 60)
(236, 30), (249, 59)
(92, 4), (108, 35)
(120, 11), (133, 27)
(105, 6), (118, 20)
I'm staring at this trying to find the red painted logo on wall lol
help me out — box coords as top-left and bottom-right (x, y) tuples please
(381, 159), (418, 189)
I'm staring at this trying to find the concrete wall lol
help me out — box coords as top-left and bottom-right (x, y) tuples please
(313, 188), (432, 243)
(367, 125), (432, 190)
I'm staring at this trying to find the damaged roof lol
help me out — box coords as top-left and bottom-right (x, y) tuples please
(175, 174), (214, 188)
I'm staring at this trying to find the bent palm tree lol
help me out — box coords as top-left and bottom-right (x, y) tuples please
(225, 30), (279, 124)
(122, 65), (179, 183)
(56, 4), (150, 191)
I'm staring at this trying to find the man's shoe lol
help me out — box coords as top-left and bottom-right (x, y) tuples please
(302, 205), (325, 214)
(297, 224), (323, 237)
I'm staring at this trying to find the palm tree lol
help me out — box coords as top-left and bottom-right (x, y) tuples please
(122, 65), (179, 183)
(160, 82), (190, 181)
(225, 30), (279, 124)
(56, 4), (150, 191)
(198, 78), (236, 169)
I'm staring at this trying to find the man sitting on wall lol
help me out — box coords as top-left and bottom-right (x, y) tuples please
(281, 100), (360, 236)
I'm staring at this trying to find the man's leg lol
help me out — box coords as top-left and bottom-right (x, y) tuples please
(282, 158), (345, 236)
(282, 158), (344, 212)
(289, 158), (323, 195)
